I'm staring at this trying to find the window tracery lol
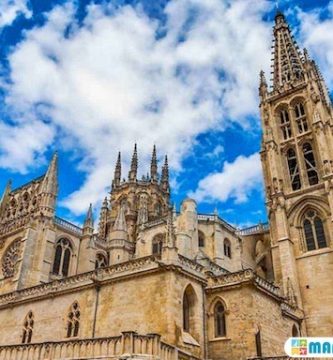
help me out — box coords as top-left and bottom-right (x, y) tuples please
(279, 109), (292, 140)
(214, 301), (226, 337)
(294, 103), (308, 133)
(52, 238), (73, 277)
(2, 239), (21, 279)
(95, 253), (108, 269)
(303, 210), (327, 251)
(287, 149), (301, 190)
(224, 239), (231, 258)
(303, 143), (319, 185)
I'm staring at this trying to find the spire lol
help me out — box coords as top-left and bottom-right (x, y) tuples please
(259, 70), (268, 98)
(83, 203), (94, 229)
(41, 152), (58, 195)
(98, 197), (109, 238)
(161, 155), (169, 193)
(113, 152), (121, 189)
(128, 144), (138, 182)
(272, 11), (304, 89)
(150, 145), (158, 182)
(113, 205), (127, 232)
(0, 180), (12, 216)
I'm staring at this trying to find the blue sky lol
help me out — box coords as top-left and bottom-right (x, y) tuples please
(0, 0), (332, 228)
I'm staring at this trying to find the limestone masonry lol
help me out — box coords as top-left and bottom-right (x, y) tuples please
(0, 12), (332, 360)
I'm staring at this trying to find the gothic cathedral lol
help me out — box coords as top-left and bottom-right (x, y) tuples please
(0, 12), (331, 360)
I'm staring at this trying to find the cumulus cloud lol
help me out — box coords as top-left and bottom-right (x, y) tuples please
(0, 119), (54, 172)
(0, 0), (32, 28)
(297, 1), (333, 89)
(1, 0), (273, 214)
(189, 153), (262, 204)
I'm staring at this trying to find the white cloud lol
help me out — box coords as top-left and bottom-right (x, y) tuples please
(297, 1), (333, 89)
(0, 0), (32, 28)
(0, 119), (54, 172)
(1, 0), (273, 214)
(189, 152), (262, 204)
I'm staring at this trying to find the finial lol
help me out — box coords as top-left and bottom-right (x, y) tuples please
(112, 151), (122, 189)
(151, 145), (158, 182)
(303, 48), (310, 61)
(41, 152), (58, 195)
(84, 203), (94, 229)
(0, 179), (12, 215)
(128, 143), (138, 181)
(161, 155), (170, 193)
(102, 197), (108, 208)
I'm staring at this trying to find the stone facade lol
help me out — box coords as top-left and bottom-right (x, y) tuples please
(0, 12), (331, 360)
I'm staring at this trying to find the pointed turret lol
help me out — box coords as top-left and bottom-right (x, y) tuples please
(83, 203), (94, 230)
(0, 180), (12, 217)
(39, 153), (58, 217)
(128, 144), (138, 182)
(259, 70), (268, 99)
(112, 152), (121, 189)
(272, 11), (304, 89)
(98, 197), (109, 238)
(150, 145), (158, 183)
(161, 155), (170, 193)
(41, 152), (58, 195)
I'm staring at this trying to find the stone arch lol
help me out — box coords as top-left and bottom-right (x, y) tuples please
(182, 284), (198, 334)
(287, 196), (330, 226)
(152, 233), (164, 256)
(52, 237), (75, 277)
(66, 301), (80, 338)
(198, 230), (205, 247)
(95, 251), (108, 269)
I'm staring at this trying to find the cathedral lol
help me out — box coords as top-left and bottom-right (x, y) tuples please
(0, 12), (332, 360)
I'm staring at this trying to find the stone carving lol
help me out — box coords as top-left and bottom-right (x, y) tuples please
(2, 239), (22, 279)
(286, 277), (297, 307)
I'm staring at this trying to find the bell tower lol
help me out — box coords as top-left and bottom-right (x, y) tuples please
(260, 12), (333, 335)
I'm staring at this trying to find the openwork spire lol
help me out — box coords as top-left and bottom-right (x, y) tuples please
(272, 12), (304, 89)
(128, 144), (138, 182)
(161, 155), (169, 192)
(83, 203), (94, 229)
(150, 145), (158, 182)
(113, 152), (121, 188)
(41, 152), (58, 195)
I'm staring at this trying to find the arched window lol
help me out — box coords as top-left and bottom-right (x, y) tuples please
(287, 149), (301, 190)
(198, 231), (205, 247)
(152, 234), (164, 256)
(292, 324), (300, 337)
(279, 109), (292, 140)
(183, 285), (196, 333)
(303, 143), (319, 185)
(22, 311), (34, 344)
(95, 253), (108, 269)
(52, 238), (73, 277)
(214, 301), (226, 337)
(224, 239), (231, 258)
(67, 302), (80, 338)
(303, 210), (327, 251)
(183, 292), (190, 332)
(294, 103), (308, 133)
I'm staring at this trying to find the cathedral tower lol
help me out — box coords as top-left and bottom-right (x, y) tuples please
(260, 12), (333, 335)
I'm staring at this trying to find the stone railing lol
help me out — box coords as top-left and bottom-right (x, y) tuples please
(236, 222), (270, 236)
(178, 255), (205, 274)
(143, 217), (167, 229)
(54, 216), (83, 236)
(0, 332), (200, 360)
(197, 214), (236, 233)
(0, 214), (30, 237)
(254, 275), (281, 298)
(0, 256), (158, 307)
(209, 269), (282, 299)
